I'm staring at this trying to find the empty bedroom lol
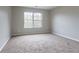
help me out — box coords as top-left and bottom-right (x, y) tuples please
(0, 6), (79, 53)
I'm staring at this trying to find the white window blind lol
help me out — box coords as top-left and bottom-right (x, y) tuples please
(24, 12), (42, 28)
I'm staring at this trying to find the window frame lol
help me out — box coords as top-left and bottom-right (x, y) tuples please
(24, 12), (42, 28)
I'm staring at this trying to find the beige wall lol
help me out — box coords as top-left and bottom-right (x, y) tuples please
(0, 7), (11, 50)
(12, 7), (51, 35)
(51, 7), (79, 41)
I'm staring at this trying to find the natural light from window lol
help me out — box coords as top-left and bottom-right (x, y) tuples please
(24, 12), (42, 28)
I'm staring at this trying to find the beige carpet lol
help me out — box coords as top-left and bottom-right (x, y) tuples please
(1, 34), (79, 53)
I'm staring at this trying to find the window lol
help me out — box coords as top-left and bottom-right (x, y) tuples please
(24, 12), (42, 28)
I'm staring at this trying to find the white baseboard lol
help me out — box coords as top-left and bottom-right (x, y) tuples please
(12, 32), (51, 37)
(0, 38), (10, 52)
(53, 32), (79, 42)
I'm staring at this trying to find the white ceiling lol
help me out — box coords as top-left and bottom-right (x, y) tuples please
(26, 6), (56, 10)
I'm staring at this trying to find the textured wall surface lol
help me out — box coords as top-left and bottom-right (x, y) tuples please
(51, 7), (79, 41)
(12, 7), (51, 35)
(0, 7), (11, 49)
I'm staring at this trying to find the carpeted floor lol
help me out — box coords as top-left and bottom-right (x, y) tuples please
(1, 34), (79, 53)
